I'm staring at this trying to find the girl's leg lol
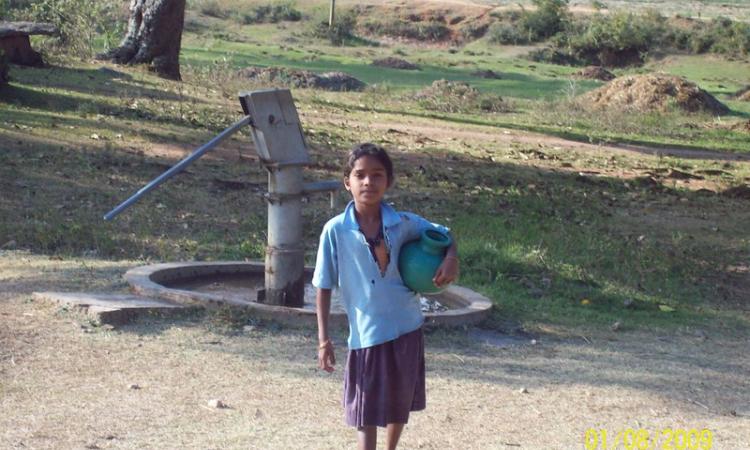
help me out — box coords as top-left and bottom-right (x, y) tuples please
(385, 423), (405, 450)
(357, 426), (377, 450)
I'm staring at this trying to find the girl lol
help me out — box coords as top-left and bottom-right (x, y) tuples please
(313, 143), (459, 450)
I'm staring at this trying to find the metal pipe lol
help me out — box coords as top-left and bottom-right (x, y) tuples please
(263, 165), (305, 307)
(301, 180), (341, 195)
(103, 115), (253, 221)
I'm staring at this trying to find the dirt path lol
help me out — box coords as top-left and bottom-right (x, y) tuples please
(332, 112), (750, 163)
(1, 253), (748, 449)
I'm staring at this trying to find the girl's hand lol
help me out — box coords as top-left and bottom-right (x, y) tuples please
(318, 341), (336, 373)
(433, 256), (459, 288)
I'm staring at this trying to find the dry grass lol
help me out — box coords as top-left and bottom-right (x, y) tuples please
(2, 252), (749, 449)
(581, 74), (730, 115)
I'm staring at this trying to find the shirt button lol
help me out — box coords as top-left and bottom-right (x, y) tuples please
(371, 279), (375, 284)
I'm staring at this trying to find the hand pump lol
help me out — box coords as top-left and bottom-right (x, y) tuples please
(104, 89), (340, 307)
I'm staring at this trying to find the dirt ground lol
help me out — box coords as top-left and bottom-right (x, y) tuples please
(2, 96), (749, 448)
(1, 252), (748, 450)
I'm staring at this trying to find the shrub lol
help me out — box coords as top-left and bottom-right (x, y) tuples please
(459, 22), (489, 41)
(418, 21), (451, 41)
(537, 9), (750, 66)
(488, 21), (530, 45)
(521, 0), (569, 41)
(198, 0), (228, 18)
(527, 47), (578, 65)
(487, 1), (568, 45)
(413, 79), (509, 114)
(686, 17), (750, 56)
(361, 19), (450, 42)
(235, 3), (302, 25)
(549, 11), (661, 66)
(313, 11), (357, 45)
(22, 0), (123, 58)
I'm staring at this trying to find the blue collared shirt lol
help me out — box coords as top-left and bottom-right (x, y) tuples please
(312, 201), (450, 349)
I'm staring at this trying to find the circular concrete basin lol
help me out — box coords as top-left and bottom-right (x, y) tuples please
(125, 261), (492, 328)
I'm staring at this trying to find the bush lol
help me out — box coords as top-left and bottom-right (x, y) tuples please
(487, 1), (568, 45)
(548, 11), (661, 66)
(682, 17), (750, 56)
(459, 22), (488, 41)
(23, 0), (123, 58)
(413, 79), (509, 114)
(313, 11), (357, 45)
(527, 47), (578, 65)
(521, 0), (569, 41)
(537, 9), (750, 66)
(488, 21), (530, 45)
(362, 19), (450, 42)
(198, 0), (228, 18)
(235, 3), (302, 25)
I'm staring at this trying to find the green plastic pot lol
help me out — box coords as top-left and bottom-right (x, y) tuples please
(398, 229), (452, 294)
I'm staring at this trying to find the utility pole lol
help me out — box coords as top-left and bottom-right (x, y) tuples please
(329, 0), (335, 28)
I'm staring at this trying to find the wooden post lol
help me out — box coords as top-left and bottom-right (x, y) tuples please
(329, 0), (335, 28)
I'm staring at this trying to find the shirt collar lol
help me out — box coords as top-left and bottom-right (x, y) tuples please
(343, 200), (402, 230)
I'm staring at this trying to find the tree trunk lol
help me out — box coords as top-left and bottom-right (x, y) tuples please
(98, 0), (185, 80)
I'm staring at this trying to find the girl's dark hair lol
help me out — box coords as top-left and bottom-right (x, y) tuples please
(344, 143), (394, 185)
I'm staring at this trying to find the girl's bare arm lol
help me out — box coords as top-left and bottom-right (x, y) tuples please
(316, 288), (336, 372)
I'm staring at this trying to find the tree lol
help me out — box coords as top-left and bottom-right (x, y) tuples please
(98, 0), (185, 80)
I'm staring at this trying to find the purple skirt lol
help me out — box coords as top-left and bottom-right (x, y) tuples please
(343, 327), (426, 428)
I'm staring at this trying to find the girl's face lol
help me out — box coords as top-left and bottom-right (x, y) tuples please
(345, 155), (390, 207)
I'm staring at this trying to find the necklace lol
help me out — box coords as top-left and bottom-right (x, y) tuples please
(361, 225), (389, 275)
(362, 226), (384, 248)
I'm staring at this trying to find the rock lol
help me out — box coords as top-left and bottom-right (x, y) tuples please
(0, 22), (58, 37)
(208, 399), (228, 409)
(610, 321), (621, 331)
(127, 384), (141, 390)
(1, 239), (16, 249)
(238, 66), (365, 91)
(371, 57), (419, 70)
(471, 69), (501, 79)
(721, 184), (750, 199)
(575, 66), (615, 81)
(667, 169), (703, 180)
(733, 85), (750, 101)
(314, 71), (366, 91)
(0, 22), (59, 67)
(528, 287), (544, 298)
(518, 387), (529, 394)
